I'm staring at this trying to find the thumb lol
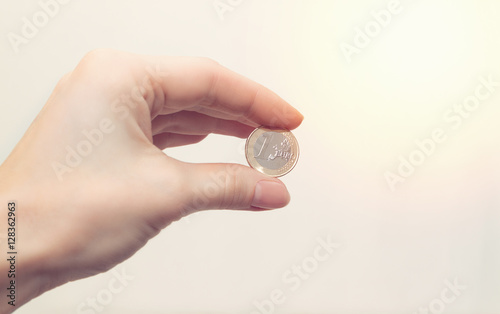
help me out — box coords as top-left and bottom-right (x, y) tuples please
(180, 163), (291, 214)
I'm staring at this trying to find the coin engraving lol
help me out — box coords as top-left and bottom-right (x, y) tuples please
(254, 132), (292, 170)
(246, 127), (299, 177)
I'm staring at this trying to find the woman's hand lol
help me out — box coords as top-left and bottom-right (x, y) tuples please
(0, 49), (303, 311)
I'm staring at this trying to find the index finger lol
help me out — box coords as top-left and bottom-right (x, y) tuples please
(147, 56), (304, 130)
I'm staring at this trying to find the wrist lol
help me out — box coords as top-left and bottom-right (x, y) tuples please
(0, 164), (57, 311)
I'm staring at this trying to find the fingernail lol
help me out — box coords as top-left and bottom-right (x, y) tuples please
(298, 111), (305, 121)
(252, 180), (290, 209)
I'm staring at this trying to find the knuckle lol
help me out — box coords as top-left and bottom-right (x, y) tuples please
(195, 57), (222, 106)
(219, 167), (249, 209)
(53, 71), (72, 89)
(80, 48), (119, 66)
(73, 49), (130, 84)
(219, 172), (237, 208)
(195, 56), (220, 67)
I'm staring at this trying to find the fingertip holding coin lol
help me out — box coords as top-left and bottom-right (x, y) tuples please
(245, 126), (299, 177)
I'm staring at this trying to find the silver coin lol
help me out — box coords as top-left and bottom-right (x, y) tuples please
(245, 127), (299, 177)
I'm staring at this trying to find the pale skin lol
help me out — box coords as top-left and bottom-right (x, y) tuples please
(0, 49), (303, 312)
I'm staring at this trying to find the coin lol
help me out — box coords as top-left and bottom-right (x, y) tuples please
(245, 127), (299, 177)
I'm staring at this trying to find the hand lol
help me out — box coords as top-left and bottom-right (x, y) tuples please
(0, 49), (303, 311)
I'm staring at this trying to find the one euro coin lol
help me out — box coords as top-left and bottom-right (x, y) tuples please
(245, 127), (299, 177)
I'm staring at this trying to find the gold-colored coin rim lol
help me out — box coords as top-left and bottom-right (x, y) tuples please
(245, 127), (300, 177)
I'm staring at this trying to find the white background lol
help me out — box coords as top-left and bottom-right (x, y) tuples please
(1, 0), (500, 313)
